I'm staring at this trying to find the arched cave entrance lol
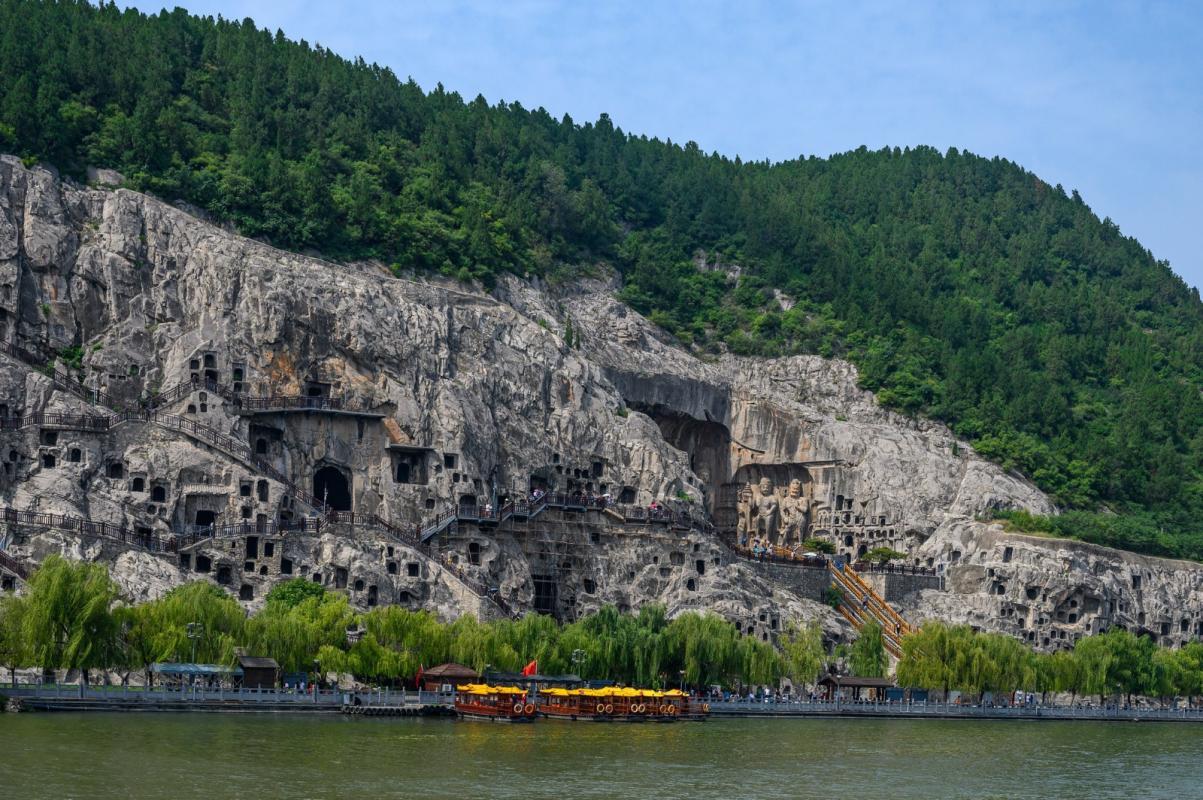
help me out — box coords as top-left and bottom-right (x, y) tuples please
(313, 465), (352, 511)
(628, 403), (731, 514)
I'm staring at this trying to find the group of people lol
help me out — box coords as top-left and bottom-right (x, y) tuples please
(744, 537), (777, 561)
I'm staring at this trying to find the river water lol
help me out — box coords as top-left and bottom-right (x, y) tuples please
(1, 713), (1197, 799)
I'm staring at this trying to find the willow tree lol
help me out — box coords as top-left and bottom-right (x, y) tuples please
(848, 620), (887, 678)
(897, 621), (972, 694)
(1173, 642), (1203, 705)
(1074, 633), (1116, 704)
(246, 591), (356, 673)
(1037, 649), (1084, 704)
(501, 613), (565, 675)
(334, 633), (413, 682)
(361, 606), (453, 671)
(448, 614), (521, 674)
(0, 593), (29, 685)
(664, 611), (781, 688)
(963, 632), (1037, 698)
(20, 555), (120, 681)
(780, 620), (824, 688)
(117, 581), (246, 682)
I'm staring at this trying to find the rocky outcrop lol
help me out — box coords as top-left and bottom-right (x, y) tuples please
(1, 155), (1201, 652)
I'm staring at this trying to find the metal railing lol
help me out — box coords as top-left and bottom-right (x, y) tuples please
(853, 560), (940, 578)
(827, 561), (908, 656)
(1, 507), (178, 553)
(0, 412), (115, 432)
(1, 682), (466, 708)
(148, 378), (377, 415)
(0, 341), (127, 412)
(419, 495), (714, 545)
(0, 547), (29, 579)
(705, 696), (1203, 722)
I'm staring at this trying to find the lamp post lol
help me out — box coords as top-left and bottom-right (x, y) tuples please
(679, 669), (686, 692)
(571, 648), (585, 678)
(185, 621), (203, 663)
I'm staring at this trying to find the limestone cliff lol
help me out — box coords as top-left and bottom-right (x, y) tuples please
(1, 156), (1199, 652)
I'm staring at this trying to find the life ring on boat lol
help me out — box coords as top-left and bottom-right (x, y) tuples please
(668, 705), (678, 715)
(604, 704), (614, 715)
(513, 703), (524, 714)
(596, 703), (606, 714)
(634, 703), (645, 713)
(702, 703), (710, 713)
(659, 704), (670, 714)
(524, 703), (535, 715)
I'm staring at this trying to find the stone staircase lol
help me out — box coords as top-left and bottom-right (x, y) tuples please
(827, 560), (911, 658)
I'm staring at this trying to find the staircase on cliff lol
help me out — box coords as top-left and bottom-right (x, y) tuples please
(827, 560), (911, 658)
(0, 544), (29, 586)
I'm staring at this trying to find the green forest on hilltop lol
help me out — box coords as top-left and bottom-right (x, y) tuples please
(3, 1), (1203, 558)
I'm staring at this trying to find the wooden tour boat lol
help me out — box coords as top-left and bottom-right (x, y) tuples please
(454, 684), (537, 722)
(537, 686), (710, 722)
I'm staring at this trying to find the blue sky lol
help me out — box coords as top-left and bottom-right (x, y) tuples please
(125, 1), (1203, 288)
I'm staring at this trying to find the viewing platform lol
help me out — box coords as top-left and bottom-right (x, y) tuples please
(235, 395), (387, 418)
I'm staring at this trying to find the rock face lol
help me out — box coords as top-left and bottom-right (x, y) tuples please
(1, 156), (1201, 652)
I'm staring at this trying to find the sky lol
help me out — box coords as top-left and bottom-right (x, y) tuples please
(124, 0), (1203, 288)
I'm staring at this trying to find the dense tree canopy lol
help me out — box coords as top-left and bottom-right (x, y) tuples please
(0, 562), (783, 688)
(896, 621), (1203, 703)
(4, 1), (1203, 557)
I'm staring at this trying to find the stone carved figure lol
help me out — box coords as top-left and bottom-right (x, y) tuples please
(738, 477), (781, 547)
(779, 478), (809, 547)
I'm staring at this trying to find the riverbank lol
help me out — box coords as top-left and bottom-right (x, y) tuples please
(2, 684), (446, 715)
(5, 684), (1200, 723)
(708, 699), (1203, 722)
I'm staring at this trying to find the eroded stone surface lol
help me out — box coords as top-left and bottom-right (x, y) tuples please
(0, 156), (1199, 652)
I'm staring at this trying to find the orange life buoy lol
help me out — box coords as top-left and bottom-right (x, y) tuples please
(604, 703), (614, 714)
(524, 703), (535, 715)
(596, 703), (605, 714)
(702, 703), (711, 713)
(635, 703), (645, 713)
(668, 704), (678, 715)
(660, 704), (670, 714)
(513, 703), (523, 714)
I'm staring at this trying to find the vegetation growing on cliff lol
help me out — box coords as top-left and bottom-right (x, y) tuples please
(3, 1), (1203, 556)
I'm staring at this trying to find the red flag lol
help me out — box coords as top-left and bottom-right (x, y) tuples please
(521, 660), (537, 677)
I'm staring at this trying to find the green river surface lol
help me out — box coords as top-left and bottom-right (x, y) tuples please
(1, 713), (1199, 799)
